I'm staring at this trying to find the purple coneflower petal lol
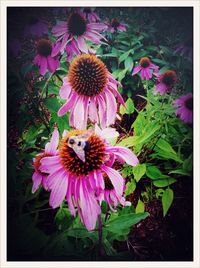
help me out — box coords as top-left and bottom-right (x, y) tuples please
(32, 171), (43, 193)
(57, 92), (78, 116)
(101, 165), (124, 197)
(107, 146), (139, 166)
(49, 169), (68, 209)
(45, 128), (59, 155)
(105, 89), (117, 126)
(39, 56), (48, 75)
(132, 65), (142, 76)
(89, 97), (99, 123)
(40, 155), (61, 174)
(77, 36), (89, 53)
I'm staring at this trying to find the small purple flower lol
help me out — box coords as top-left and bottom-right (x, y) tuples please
(154, 70), (177, 95)
(132, 57), (159, 80)
(173, 93), (193, 124)
(33, 38), (60, 76)
(107, 18), (127, 33)
(24, 16), (48, 37)
(51, 11), (108, 61)
(82, 7), (101, 22)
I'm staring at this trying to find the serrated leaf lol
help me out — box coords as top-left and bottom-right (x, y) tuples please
(162, 188), (174, 216)
(132, 163), (146, 182)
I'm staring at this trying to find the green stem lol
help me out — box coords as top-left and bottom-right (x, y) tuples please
(98, 215), (103, 259)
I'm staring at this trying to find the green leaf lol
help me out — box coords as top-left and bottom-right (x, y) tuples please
(169, 169), (190, 176)
(153, 149), (183, 163)
(119, 49), (132, 63)
(106, 212), (149, 234)
(124, 180), (136, 196)
(132, 163), (146, 182)
(124, 57), (134, 71)
(44, 97), (60, 113)
(183, 154), (193, 172)
(120, 98), (135, 115)
(135, 199), (145, 213)
(146, 165), (162, 180)
(131, 113), (146, 134)
(162, 188), (174, 216)
(156, 138), (177, 154)
(126, 98), (135, 114)
(118, 69), (127, 82)
(153, 178), (177, 187)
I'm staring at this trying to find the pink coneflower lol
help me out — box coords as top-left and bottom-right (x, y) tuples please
(154, 70), (177, 95)
(173, 93), (193, 124)
(39, 126), (139, 231)
(33, 38), (60, 76)
(32, 128), (59, 193)
(51, 12), (107, 61)
(132, 57), (159, 80)
(24, 16), (48, 37)
(107, 18), (127, 33)
(57, 54), (125, 129)
(82, 8), (101, 22)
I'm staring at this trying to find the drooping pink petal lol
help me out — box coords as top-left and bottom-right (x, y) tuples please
(132, 65), (142, 76)
(105, 89), (117, 126)
(155, 82), (168, 95)
(106, 146), (139, 166)
(101, 165), (124, 197)
(47, 56), (59, 73)
(89, 97), (99, 123)
(45, 128), (59, 155)
(49, 169), (68, 209)
(33, 54), (42, 65)
(39, 56), (47, 75)
(96, 95), (106, 129)
(87, 22), (108, 31)
(107, 84), (125, 106)
(51, 41), (62, 57)
(32, 171), (43, 193)
(73, 96), (87, 129)
(57, 92), (78, 116)
(79, 178), (100, 231)
(77, 36), (89, 53)
(40, 155), (61, 174)
(59, 82), (72, 99)
(66, 176), (76, 217)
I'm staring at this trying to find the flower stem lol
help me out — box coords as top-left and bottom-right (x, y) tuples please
(98, 215), (103, 259)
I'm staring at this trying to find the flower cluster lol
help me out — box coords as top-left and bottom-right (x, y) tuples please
(32, 126), (139, 230)
(28, 7), (193, 232)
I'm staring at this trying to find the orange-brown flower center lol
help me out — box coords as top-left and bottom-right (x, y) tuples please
(161, 70), (177, 87)
(34, 153), (51, 175)
(37, 39), (52, 57)
(111, 18), (120, 29)
(67, 12), (87, 36)
(68, 54), (108, 97)
(139, 57), (151, 68)
(59, 130), (106, 176)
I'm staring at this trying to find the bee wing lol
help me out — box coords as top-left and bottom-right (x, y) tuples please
(73, 146), (86, 162)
